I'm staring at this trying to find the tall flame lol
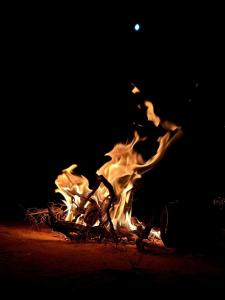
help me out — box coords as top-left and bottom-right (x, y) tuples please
(55, 98), (183, 231)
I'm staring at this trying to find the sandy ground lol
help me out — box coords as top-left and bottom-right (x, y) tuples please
(0, 222), (225, 295)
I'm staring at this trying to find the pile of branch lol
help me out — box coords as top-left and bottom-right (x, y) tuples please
(26, 175), (144, 243)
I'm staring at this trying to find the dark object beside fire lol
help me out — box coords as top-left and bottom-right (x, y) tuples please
(159, 195), (225, 250)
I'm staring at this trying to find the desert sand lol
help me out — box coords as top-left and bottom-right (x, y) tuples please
(0, 222), (224, 295)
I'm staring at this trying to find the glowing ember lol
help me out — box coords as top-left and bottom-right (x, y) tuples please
(149, 227), (161, 240)
(55, 88), (183, 238)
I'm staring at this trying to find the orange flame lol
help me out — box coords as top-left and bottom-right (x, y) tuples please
(55, 99), (183, 232)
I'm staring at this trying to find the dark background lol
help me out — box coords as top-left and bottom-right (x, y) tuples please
(4, 4), (224, 221)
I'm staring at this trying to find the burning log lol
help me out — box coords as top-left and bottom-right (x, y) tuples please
(26, 174), (144, 242)
(97, 175), (117, 240)
(26, 175), (120, 241)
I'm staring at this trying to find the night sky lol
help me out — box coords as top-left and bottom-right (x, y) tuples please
(5, 5), (224, 220)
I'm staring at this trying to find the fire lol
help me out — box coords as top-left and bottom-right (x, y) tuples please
(55, 92), (183, 236)
(144, 100), (160, 127)
(149, 227), (161, 239)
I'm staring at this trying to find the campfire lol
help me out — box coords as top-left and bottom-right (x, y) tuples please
(27, 85), (183, 246)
